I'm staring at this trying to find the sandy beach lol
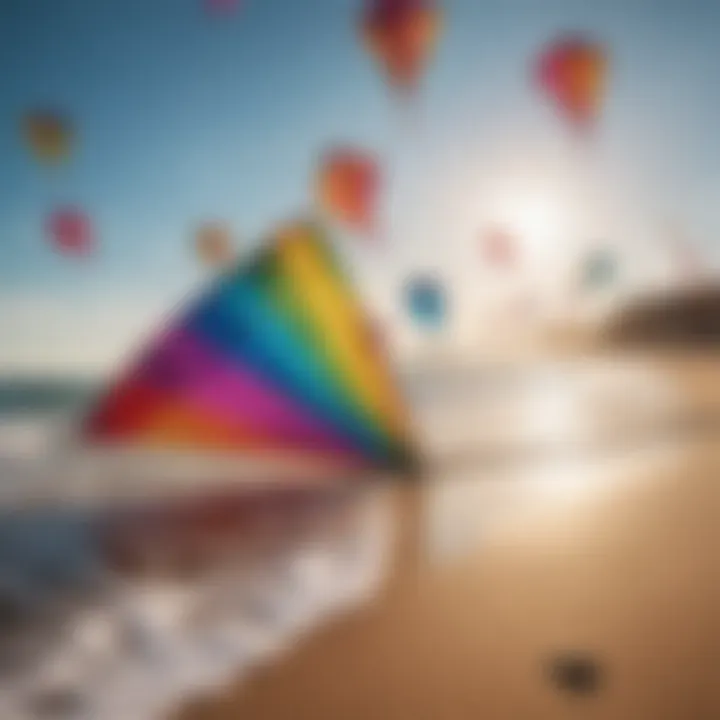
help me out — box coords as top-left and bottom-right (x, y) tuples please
(177, 350), (720, 720)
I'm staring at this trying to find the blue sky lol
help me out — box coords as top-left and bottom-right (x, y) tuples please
(1, 0), (720, 372)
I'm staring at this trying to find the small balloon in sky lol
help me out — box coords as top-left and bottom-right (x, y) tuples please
(405, 274), (446, 329)
(481, 226), (517, 268)
(316, 147), (380, 235)
(360, 0), (443, 96)
(195, 222), (237, 269)
(47, 207), (94, 256)
(535, 34), (607, 131)
(581, 248), (617, 290)
(23, 110), (74, 164)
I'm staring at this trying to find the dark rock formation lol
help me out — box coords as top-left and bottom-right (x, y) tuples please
(601, 283), (720, 347)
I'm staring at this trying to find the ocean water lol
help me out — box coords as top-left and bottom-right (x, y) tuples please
(0, 362), (684, 503)
(0, 360), (685, 500)
(0, 377), (395, 720)
(0, 379), (97, 417)
(0, 362), (686, 719)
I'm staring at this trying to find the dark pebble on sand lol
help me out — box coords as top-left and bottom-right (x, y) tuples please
(548, 653), (603, 695)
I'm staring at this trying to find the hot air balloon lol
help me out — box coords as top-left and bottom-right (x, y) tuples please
(47, 207), (94, 256)
(482, 226), (517, 268)
(317, 147), (380, 234)
(195, 222), (237, 269)
(535, 35), (607, 130)
(405, 275), (446, 329)
(361, 0), (443, 95)
(23, 111), (74, 164)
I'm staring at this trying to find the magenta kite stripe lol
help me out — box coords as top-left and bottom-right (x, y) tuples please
(150, 329), (365, 457)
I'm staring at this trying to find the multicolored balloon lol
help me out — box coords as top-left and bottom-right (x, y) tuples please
(23, 111), (74, 164)
(405, 275), (446, 329)
(47, 207), (94, 256)
(195, 222), (237, 269)
(360, 0), (443, 95)
(316, 147), (380, 234)
(535, 35), (607, 130)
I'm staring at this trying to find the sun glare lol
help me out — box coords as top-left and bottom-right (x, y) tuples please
(511, 195), (567, 255)
(475, 168), (575, 273)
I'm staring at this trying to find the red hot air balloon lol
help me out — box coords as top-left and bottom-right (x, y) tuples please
(47, 207), (94, 256)
(361, 0), (443, 95)
(535, 34), (607, 130)
(317, 147), (380, 235)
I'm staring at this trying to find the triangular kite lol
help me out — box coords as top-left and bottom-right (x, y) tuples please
(83, 220), (417, 473)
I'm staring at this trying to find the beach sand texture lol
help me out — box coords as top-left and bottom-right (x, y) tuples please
(179, 352), (720, 720)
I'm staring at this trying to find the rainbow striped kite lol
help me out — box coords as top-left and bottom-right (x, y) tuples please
(83, 220), (417, 474)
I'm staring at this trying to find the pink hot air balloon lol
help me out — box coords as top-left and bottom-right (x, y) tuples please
(481, 226), (517, 268)
(47, 207), (94, 256)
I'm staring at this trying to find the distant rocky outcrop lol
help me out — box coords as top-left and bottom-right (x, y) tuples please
(601, 283), (720, 347)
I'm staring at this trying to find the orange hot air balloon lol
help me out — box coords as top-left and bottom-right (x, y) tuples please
(361, 0), (443, 95)
(317, 147), (380, 234)
(195, 222), (237, 269)
(23, 111), (74, 164)
(535, 35), (607, 130)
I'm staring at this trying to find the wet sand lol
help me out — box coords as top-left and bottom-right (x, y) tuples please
(178, 352), (720, 720)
